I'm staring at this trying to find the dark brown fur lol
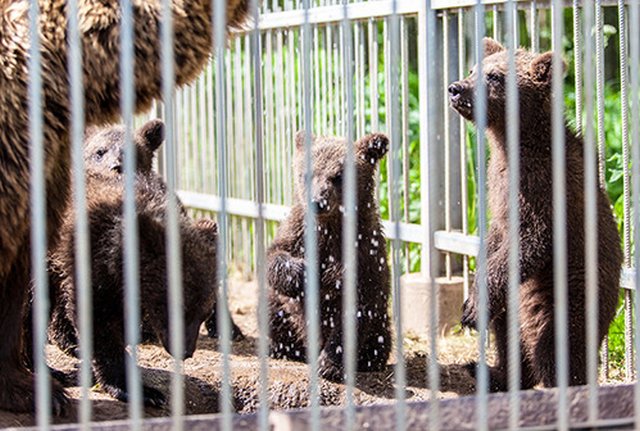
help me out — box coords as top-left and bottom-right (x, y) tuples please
(449, 38), (622, 391)
(47, 170), (218, 406)
(268, 132), (392, 382)
(0, 0), (248, 413)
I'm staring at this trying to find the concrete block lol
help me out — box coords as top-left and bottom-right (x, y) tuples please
(400, 273), (464, 337)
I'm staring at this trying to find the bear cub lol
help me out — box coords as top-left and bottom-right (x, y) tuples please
(449, 38), (622, 391)
(268, 132), (392, 382)
(45, 120), (235, 405)
(82, 119), (244, 342)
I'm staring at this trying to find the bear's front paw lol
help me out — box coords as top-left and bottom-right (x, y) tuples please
(318, 351), (345, 383)
(461, 297), (478, 329)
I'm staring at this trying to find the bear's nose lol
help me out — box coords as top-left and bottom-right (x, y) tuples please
(111, 163), (122, 174)
(448, 82), (463, 98)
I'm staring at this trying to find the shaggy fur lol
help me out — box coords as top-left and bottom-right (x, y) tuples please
(268, 132), (392, 382)
(0, 0), (248, 413)
(81, 119), (243, 341)
(449, 38), (622, 391)
(47, 170), (218, 406)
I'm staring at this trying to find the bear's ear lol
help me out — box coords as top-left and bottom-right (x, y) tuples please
(294, 130), (315, 152)
(356, 133), (389, 165)
(195, 218), (218, 247)
(84, 125), (101, 142)
(530, 51), (566, 85)
(136, 119), (165, 153)
(483, 37), (505, 57)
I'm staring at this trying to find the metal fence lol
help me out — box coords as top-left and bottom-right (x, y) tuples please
(14, 0), (640, 429)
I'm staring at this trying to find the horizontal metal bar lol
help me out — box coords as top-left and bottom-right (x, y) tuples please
(433, 230), (480, 257)
(434, 229), (635, 290)
(431, 0), (621, 9)
(239, 0), (420, 31)
(177, 190), (424, 244)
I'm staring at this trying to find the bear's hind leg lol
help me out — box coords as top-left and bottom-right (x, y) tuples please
(0, 252), (69, 415)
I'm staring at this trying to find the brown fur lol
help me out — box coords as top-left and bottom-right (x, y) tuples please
(0, 0), (248, 414)
(47, 170), (218, 406)
(449, 38), (622, 391)
(268, 132), (392, 382)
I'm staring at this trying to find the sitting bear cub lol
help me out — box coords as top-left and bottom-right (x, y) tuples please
(449, 38), (622, 391)
(268, 132), (392, 382)
(43, 120), (238, 405)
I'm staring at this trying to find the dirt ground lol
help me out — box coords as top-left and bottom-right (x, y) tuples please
(1, 278), (490, 428)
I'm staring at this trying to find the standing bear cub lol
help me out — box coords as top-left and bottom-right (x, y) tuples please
(268, 132), (392, 382)
(449, 38), (622, 391)
(81, 119), (244, 342)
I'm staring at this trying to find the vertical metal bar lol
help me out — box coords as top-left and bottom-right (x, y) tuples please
(321, 26), (329, 135)
(213, 1), (232, 429)
(443, 11), (452, 280)
(67, 0), (92, 424)
(595, 0), (610, 380)
(595, 0), (606, 187)
(583, 0), (600, 423)
(617, 0), (634, 382)
(120, 0), (143, 425)
(28, 0), (50, 426)
(301, 1), (320, 430)
(341, 2), (356, 430)
(160, 0), (185, 426)
(505, 1), (521, 429)
(530, 1), (539, 52)
(369, 18), (379, 133)
(419, 0), (440, 428)
(251, 0), (269, 429)
(327, 27), (335, 133)
(458, 8), (470, 305)
(473, 1), (489, 429)
(401, 17), (411, 273)
(551, 1), (569, 429)
(389, 0), (405, 429)
(314, 25), (321, 132)
(573, 2), (583, 135)
(492, 5), (500, 41)
(265, 32), (274, 204)
(630, 0), (640, 425)
(357, 23), (366, 138)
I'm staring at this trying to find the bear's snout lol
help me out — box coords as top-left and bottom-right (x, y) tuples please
(448, 80), (474, 120)
(448, 82), (463, 99)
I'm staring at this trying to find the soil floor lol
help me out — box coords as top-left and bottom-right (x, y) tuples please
(0, 277), (616, 428)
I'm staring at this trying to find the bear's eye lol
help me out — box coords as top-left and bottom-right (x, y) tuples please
(94, 148), (107, 161)
(486, 73), (503, 85)
(331, 173), (343, 187)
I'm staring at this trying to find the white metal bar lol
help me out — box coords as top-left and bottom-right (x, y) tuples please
(160, 0), (185, 427)
(551, 1), (569, 429)
(389, 1), (407, 429)
(458, 8), (470, 304)
(443, 11), (453, 280)
(505, 1), (521, 429)
(250, 0), (269, 427)
(301, 1), (321, 430)
(341, 2), (357, 429)
(213, 1), (232, 429)
(67, 0), (92, 424)
(120, 0), (143, 424)
(582, 0), (600, 423)
(630, 0), (640, 425)
(251, 0), (420, 31)
(473, 1), (490, 429)
(28, 0), (51, 426)
(617, 0), (634, 382)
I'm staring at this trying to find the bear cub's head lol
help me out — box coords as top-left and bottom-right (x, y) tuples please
(293, 132), (388, 219)
(448, 38), (565, 132)
(84, 119), (165, 176)
(139, 215), (219, 359)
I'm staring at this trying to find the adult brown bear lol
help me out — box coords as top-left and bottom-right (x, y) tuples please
(0, 0), (248, 414)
